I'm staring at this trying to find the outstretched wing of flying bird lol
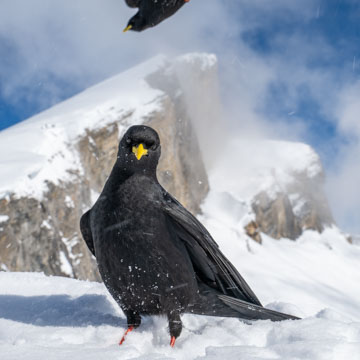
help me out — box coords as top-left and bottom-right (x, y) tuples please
(125, 0), (141, 8)
(162, 192), (263, 306)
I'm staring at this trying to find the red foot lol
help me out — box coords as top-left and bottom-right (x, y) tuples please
(119, 326), (134, 345)
(184, 0), (190, 2)
(170, 336), (176, 347)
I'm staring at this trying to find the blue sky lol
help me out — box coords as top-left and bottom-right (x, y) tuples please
(0, 0), (359, 233)
(1, 1), (358, 136)
(224, 1), (360, 163)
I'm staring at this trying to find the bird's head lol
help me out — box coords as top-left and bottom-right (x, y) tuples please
(123, 13), (149, 32)
(117, 125), (161, 175)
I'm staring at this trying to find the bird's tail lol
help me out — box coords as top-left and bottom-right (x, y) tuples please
(218, 295), (299, 321)
(187, 287), (299, 321)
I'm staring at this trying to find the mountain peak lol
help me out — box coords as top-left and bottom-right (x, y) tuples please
(0, 53), (217, 199)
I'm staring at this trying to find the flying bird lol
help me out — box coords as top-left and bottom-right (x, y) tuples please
(123, 0), (190, 32)
(80, 125), (298, 347)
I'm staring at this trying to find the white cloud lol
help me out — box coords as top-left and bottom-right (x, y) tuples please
(326, 82), (360, 234)
(337, 82), (360, 135)
(0, 0), (233, 104)
(0, 0), (322, 103)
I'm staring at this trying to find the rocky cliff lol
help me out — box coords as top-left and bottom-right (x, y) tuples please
(251, 153), (334, 241)
(206, 138), (336, 243)
(0, 53), (339, 280)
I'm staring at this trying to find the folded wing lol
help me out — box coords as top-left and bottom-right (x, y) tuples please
(162, 192), (262, 306)
(80, 210), (96, 257)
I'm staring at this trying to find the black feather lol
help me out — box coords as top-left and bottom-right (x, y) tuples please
(125, 0), (140, 8)
(80, 210), (95, 257)
(124, 0), (188, 32)
(162, 193), (263, 306)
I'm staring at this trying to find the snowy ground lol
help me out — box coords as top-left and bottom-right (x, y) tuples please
(1, 199), (360, 359)
(1, 260), (359, 360)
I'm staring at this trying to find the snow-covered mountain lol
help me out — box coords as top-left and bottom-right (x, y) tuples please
(0, 53), (359, 359)
(0, 54), (215, 279)
(0, 53), (344, 280)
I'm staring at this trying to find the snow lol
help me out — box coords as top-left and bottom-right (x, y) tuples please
(0, 215), (9, 223)
(211, 138), (322, 203)
(207, 137), (324, 226)
(90, 189), (100, 207)
(59, 251), (74, 278)
(1, 264), (9, 271)
(0, 53), (218, 201)
(65, 195), (75, 208)
(62, 236), (83, 266)
(289, 193), (306, 217)
(1, 226), (360, 360)
(0, 56), (167, 199)
(175, 53), (217, 71)
(40, 219), (52, 230)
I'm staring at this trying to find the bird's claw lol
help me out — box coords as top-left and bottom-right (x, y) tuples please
(119, 326), (134, 345)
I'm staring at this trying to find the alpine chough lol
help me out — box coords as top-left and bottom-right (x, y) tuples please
(80, 125), (298, 347)
(123, 0), (190, 32)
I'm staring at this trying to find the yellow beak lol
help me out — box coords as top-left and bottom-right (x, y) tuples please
(123, 25), (132, 33)
(132, 143), (148, 160)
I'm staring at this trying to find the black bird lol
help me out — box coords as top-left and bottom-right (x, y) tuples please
(123, 0), (190, 32)
(80, 125), (298, 347)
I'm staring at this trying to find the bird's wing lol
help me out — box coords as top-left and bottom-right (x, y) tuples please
(125, 0), (141, 8)
(80, 210), (96, 257)
(162, 192), (262, 306)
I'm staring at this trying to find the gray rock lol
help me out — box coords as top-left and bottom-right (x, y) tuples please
(252, 191), (302, 240)
(250, 165), (335, 241)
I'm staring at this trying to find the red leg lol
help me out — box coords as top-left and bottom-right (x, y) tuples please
(170, 336), (176, 347)
(168, 311), (182, 348)
(119, 326), (134, 345)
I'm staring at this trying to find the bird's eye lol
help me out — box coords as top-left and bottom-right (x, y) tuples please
(126, 138), (131, 144)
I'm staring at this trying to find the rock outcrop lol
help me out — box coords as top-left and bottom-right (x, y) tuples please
(252, 148), (335, 240)
(206, 138), (336, 243)
(250, 148), (334, 241)
(252, 192), (301, 240)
